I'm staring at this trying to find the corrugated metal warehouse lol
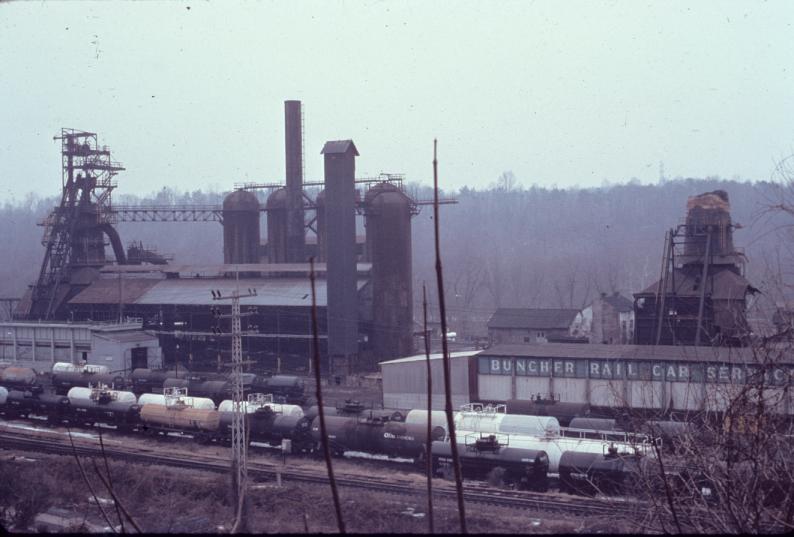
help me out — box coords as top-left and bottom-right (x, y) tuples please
(66, 263), (372, 372)
(380, 343), (794, 414)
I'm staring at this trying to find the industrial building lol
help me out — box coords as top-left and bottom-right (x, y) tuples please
(634, 191), (758, 346)
(487, 308), (586, 345)
(0, 320), (161, 373)
(13, 101), (450, 376)
(380, 343), (794, 415)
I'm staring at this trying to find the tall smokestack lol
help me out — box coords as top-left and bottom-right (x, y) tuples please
(284, 100), (306, 262)
(321, 140), (359, 377)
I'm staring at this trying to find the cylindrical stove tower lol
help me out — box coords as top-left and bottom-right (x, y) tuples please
(223, 189), (261, 264)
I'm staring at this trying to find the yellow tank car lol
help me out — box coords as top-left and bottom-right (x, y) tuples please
(140, 404), (220, 433)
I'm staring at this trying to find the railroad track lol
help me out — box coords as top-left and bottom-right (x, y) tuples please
(0, 426), (635, 518)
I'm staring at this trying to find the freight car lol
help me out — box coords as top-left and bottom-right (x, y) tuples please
(67, 386), (141, 431)
(251, 375), (306, 405)
(129, 368), (190, 394)
(432, 434), (549, 491)
(558, 449), (644, 496)
(0, 366), (42, 393)
(51, 371), (127, 395)
(310, 414), (445, 459)
(218, 408), (313, 452)
(2, 390), (70, 423)
(163, 378), (230, 405)
(139, 403), (220, 442)
(505, 397), (590, 427)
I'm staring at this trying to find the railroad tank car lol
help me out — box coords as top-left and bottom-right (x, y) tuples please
(163, 378), (230, 404)
(505, 398), (590, 427)
(405, 409), (449, 431)
(431, 437), (550, 491)
(137, 393), (167, 406)
(452, 427), (650, 473)
(0, 366), (40, 392)
(218, 400), (304, 417)
(2, 390), (70, 422)
(641, 420), (694, 452)
(310, 415), (443, 459)
(67, 387), (137, 404)
(52, 362), (109, 375)
(304, 400), (385, 420)
(51, 371), (127, 395)
(379, 420), (446, 458)
(129, 368), (189, 394)
(139, 404), (220, 439)
(251, 375), (306, 405)
(68, 398), (141, 431)
(456, 411), (560, 438)
(568, 417), (622, 432)
(558, 450), (645, 496)
(217, 410), (313, 451)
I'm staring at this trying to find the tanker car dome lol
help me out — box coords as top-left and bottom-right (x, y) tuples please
(223, 189), (260, 212)
(265, 187), (288, 209)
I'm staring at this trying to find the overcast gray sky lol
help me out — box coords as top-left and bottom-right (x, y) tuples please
(1, 1), (793, 200)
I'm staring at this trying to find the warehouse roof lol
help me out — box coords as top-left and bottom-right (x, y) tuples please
(487, 308), (580, 330)
(68, 278), (159, 305)
(479, 342), (785, 364)
(70, 277), (368, 307)
(379, 350), (481, 366)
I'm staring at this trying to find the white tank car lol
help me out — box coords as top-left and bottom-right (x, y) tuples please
(218, 399), (304, 417)
(138, 393), (167, 406)
(0, 386), (8, 405)
(52, 362), (109, 375)
(405, 409), (449, 430)
(454, 406), (560, 437)
(177, 397), (216, 410)
(67, 387), (137, 404)
(452, 429), (651, 473)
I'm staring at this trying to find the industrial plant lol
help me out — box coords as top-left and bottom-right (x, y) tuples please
(6, 100), (450, 378)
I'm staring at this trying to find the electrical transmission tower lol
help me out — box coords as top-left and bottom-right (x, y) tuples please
(211, 284), (258, 532)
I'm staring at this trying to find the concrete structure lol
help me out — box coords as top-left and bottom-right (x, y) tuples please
(380, 343), (794, 415)
(0, 320), (161, 373)
(322, 140), (360, 376)
(487, 308), (585, 345)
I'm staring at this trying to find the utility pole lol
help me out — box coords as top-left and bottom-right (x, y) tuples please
(211, 284), (258, 533)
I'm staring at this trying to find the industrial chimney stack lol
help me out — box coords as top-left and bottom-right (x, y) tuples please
(322, 140), (359, 377)
(284, 100), (306, 262)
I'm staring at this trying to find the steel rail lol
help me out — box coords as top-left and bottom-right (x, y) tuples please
(0, 429), (631, 518)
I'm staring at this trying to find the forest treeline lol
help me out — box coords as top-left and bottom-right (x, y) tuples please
(1, 177), (791, 333)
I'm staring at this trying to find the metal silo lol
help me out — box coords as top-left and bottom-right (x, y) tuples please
(266, 188), (289, 263)
(365, 183), (414, 360)
(222, 189), (261, 264)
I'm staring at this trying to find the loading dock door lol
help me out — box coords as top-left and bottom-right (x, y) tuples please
(131, 347), (148, 370)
